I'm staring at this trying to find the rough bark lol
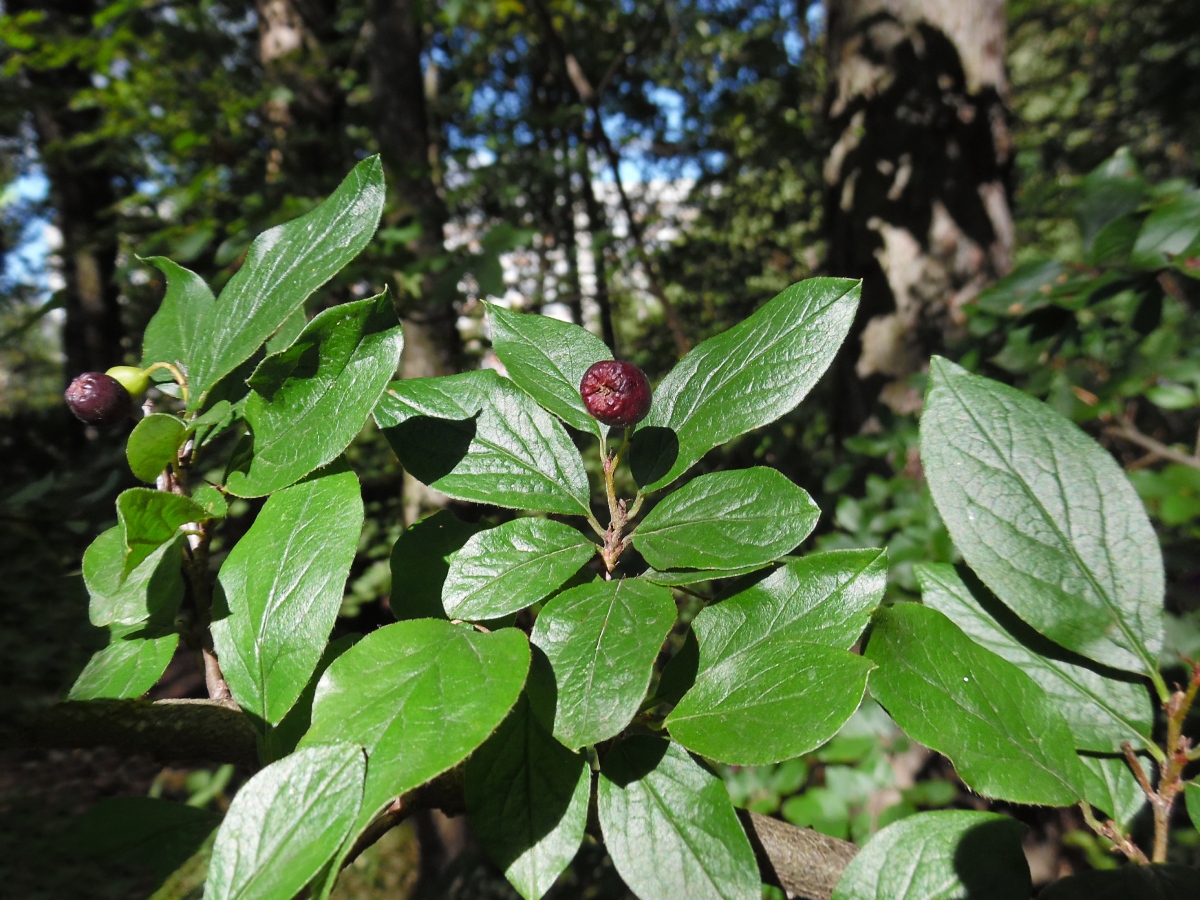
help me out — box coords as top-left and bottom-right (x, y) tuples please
(366, 0), (461, 526)
(10, 0), (124, 382)
(824, 0), (1013, 427)
(5, 699), (859, 899)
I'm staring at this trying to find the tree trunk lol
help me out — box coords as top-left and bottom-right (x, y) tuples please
(10, 0), (124, 383)
(824, 0), (1013, 427)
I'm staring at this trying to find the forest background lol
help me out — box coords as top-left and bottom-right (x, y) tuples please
(1, 0), (1199, 897)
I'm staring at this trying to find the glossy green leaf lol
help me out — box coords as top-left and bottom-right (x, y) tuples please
(831, 810), (1030, 900)
(224, 291), (403, 497)
(268, 634), (359, 761)
(1038, 866), (1200, 900)
(211, 466), (362, 726)
(921, 356), (1163, 676)
(641, 563), (770, 587)
(864, 602), (1086, 806)
(390, 510), (482, 621)
(597, 737), (759, 900)
(191, 484), (228, 519)
(632, 468), (819, 570)
(126, 414), (186, 483)
(140, 256), (215, 377)
(1131, 190), (1200, 270)
(116, 488), (209, 574)
(205, 742), (365, 900)
(1186, 781), (1200, 833)
(375, 369), (592, 515)
(691, 550), (887, 657)
(530, 578), (676, 749)
(187, 399), (234, 448)
(66, 797), (220, 880)
(444, 518), (596, 620)
(188, 157), (386, 403)
(664, 551), (884, 764)
(466, 693), (590, 900)
(917, 563), (1153, 752)
(974, 258), (1064, 316)
(84, 527), (185, 628)
(487, 302), (613, 437)
(1078, 754), (1148, 827)
(68, 625), (179, 700)
(630, 278), (859, 491)
(302, 619), (529, 822)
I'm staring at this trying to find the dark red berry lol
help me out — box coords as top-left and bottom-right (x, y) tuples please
(65, 372), (133, 426)
(580, 360), (652, 428)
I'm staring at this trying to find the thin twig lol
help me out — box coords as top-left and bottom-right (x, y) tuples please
(1106, 417), (1200, 472)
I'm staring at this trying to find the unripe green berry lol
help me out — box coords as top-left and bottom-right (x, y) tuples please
(105, 365), (151, 398)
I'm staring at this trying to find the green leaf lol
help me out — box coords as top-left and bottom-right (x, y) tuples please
(390, 510), (482, 621)
(205, 742), (365, 900)
(302, 619), (529, 823)
(68, 625), (180, 700)
(1038, 866), (1200, 900)
(863, 602), (1086, 806)
(831, 810), (1030, 900)
(269, 634), (359, 761)
(1131, 190), (1200, 270)
(224, 291), (403, 497)
(1078, 148), (1147, 250)
(921, 357), (1164, 676)
(116, 488), (209, 574)
(487, 303), (613, 437)
(466, 693), (590, 900)
(191, 484), (228, 519)
(126, 414), (187, 483)
(530, 578), (676, 749)
(632, 468), (819, 571)
(667, 641), (872, 766)
(140, 256), (215, 376)
(597, 737), (759, 900)
(640, 564), (773, 586)
(1078, 753), (1148, 827)
(84, 527), (185, 628)
(211, 466), (363, 726)
(664, 551), (885, 764)
(1186, 781), (1200, 833)
(188, 157), (386, 403)
(630, 278), (860, 491)
(375, 370), (592, 515)
(66, 797), (220, 880)
(974, 259), (1064, 316)
(444, 518), (596, 620)
(917, 563), (1153, 753)
(187, 399), (234, 448)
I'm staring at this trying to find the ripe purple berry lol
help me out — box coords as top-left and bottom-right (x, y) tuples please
(580, 360), (652, 428)
(64, 372), (134, 426)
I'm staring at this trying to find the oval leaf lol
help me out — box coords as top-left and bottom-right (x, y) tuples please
(917, 563), (1153, 753)
(84, 528), (185, 628)
(832, 810), (1030, 900)
(116, 488), (209, 574)
(630, 278), (859, 491)
(212, 467), (362, 726)
(1078, 753), (1148, 827)
(303, 619), (530, 821)
(488, 302), (613, 437)
(225, 291), (403, 497)
(376, 370), (592, 516)
(597, 737), (759, 900)
(632, 468), (819, 571)
(188, 157), (386, 402)
(864, 602), (1086, 806)
(126, 414), (186, 483)
(921, 356), (1163, 676)
(530, 578), (676, 749)
(444, 518), (597, 620)
(205, 742), (365, 900)
(466, 693), (591, 900)
(140, 256), (216, 377)
(391, 510), (483, 621)
(68, 626), (179, 701)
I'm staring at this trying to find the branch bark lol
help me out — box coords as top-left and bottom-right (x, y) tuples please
(6, 699), (859, 898)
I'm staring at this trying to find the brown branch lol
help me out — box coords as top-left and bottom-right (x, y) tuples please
(9, 698), (861, 896)
(1106, 417), (1200, 472)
